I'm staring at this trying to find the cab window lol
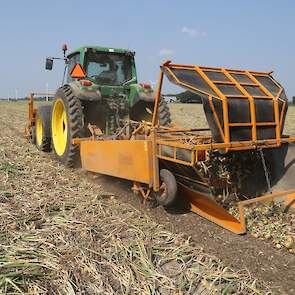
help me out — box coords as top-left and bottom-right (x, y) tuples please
(85, 51), (132, 85)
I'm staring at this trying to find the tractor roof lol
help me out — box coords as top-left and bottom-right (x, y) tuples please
(68, 46), (132, 57)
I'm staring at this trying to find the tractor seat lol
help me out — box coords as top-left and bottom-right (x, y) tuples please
(98, 70), (117, 83)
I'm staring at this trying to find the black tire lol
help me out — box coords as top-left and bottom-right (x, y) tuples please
(51, 85), (83, 168)
(155, 169), (178, 207)
(35, 105), (52, 152)
(30, 126), (36, 145)
(158, 99), (171, 126)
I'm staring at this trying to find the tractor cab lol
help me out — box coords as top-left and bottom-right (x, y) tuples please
(41, 45), (171, 163)
(66, 46), (137, 87)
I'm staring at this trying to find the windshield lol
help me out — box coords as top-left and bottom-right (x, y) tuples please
(86, 51), (133, 86)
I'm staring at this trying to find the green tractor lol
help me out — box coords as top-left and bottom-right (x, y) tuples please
(35, 45), (171, 167)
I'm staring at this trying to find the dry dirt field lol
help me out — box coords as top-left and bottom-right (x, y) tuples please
(0, 101), (294, 294)
(169, 103), (295, 135)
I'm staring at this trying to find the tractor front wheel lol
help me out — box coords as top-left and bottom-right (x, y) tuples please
(51, 86), (83, 167)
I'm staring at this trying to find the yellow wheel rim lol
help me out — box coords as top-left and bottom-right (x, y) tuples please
(36, 114), (43, 147)
(52, 99), (68, 156)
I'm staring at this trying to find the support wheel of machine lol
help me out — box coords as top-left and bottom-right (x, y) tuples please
(51, 85), (83, 167)
(155, 169), (178, 207)
(158, 99), (171, 126)
(35, 105), (52, 152)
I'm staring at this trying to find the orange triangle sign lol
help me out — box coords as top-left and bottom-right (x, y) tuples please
(70, 63), (86, 79)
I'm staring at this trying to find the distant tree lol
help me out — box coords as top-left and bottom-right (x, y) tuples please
(176, 90), (202, 103)
(293, 96), (295, 105)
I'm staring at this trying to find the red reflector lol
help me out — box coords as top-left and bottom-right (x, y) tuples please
(197, 150), (206, 161)
(140, 83), (151, 89)
(80, 80), (92, 87)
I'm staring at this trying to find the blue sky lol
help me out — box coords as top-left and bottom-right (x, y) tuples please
(0, 0), (294, 98)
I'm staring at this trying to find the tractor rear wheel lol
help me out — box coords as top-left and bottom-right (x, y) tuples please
(35, 105), (52, 152)
(158, 99), (171, 126)
(51, 86), (83, 167)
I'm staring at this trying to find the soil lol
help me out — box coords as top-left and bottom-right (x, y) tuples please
(1, 101), (295, 294)
(84, 172), (295, 295)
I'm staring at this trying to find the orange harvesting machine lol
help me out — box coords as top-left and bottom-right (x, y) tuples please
(25, 60), (295, 234)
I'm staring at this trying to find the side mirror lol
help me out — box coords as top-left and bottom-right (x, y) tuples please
(45, 58), (53, 70)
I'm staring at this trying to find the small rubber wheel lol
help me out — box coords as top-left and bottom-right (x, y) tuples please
(35, 105), (52, 152)
(155, 169), (178, 207)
